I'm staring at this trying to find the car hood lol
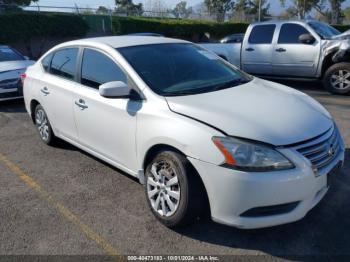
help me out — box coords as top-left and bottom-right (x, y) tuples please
(165, 78), (333, 146)
(332, 30), (350, 40)
(0, 60), (35, 73)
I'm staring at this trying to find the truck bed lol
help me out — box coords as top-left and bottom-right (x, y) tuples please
(200, 43), (241, 67)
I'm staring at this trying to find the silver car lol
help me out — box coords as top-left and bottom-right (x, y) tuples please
(0, 46), (35, 101)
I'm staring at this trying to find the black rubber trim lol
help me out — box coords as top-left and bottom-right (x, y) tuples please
(278, 126), (332, 148)
(240, 201), (300, 217)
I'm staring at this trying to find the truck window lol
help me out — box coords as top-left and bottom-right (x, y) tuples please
(278, 24), (310, 44)
(248, 25), (276, 44)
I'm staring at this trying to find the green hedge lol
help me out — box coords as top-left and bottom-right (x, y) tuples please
(82, 14), (112, 33)
(112, 17), (350, 41)
(112, 17), (249, 40)
(332, 24), (350, 32)
(0, 12), (89, 44)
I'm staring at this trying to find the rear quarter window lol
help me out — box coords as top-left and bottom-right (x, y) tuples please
(50, 48), (78, 81)
(41, 53), (53, 72)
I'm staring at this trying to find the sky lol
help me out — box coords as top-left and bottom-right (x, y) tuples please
(37, 0), (350, 15)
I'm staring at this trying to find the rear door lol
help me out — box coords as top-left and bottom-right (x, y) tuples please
(272, 23), (320, 77)
(39, 47), (79, 141)
(241, 24), (276, 75)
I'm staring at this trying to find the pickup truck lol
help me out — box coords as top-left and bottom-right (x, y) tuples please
(201, 20), (350, 95)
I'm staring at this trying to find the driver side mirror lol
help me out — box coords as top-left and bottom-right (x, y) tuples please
(299, 34), (315, 44)
(99, 81), (141, 100)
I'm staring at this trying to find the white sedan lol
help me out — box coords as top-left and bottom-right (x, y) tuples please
(23, 36), (345, 229)
(0, 46), (35, 101)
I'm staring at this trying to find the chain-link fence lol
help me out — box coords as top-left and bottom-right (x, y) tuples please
(0, 3), (278, 37)
(0, 3), (268, 23)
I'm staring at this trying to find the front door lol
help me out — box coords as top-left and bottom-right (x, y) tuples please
(73, 48), (139, 172)
(272, 23), (320, 77)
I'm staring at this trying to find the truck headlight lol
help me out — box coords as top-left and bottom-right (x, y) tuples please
(212, 137), (294, 171)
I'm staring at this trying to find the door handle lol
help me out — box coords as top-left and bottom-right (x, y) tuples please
(40, 87), (50, 95)
(275, 48), (286, 52)
(245, 48), (255, 52)
(75, 99), (88, 110)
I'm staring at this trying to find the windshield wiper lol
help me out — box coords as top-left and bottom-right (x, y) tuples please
(212, 78), (249, 91)
(162, 78), (250, 97)
(162, 90), (200, 96)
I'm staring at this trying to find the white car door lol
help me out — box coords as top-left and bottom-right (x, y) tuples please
(73, 48), (139, 172)
(39, 48), (79, 141)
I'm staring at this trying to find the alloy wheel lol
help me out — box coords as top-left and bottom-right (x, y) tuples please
(147, 160), (180, 217)
(35, 109), (49, 142)
(330, 70), (350, 90)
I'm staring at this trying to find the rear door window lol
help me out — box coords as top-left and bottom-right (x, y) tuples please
(248, 25), (276, 44)
(50, 48), (79, 81)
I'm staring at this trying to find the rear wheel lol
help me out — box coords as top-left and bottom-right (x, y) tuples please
(144, 150), (206, 228)
(323, 63), (350, 95)
(34, 104), (56, 145)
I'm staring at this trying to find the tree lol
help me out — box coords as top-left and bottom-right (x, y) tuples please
(144, 0), (168, 17)
(247, 0), (270, 20)
(344, 6), (350, 22)
(279, 0), (322, 19)
(0, 0), (38, 11)
(279, 9), (295, 19)
(233, 0), (249, 21)
(204, 0), (235, 22)
(328, 0), (345, 24)
(115, 0), (143, 16)
(296, 0), (345, 24)
(233, 0), (269, 22)
(172, 1), (192, 18)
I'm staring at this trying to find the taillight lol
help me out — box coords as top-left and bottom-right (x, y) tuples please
(20, 73), (26, 84)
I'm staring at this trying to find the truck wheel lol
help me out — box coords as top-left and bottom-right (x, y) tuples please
(144, 150), (207, 228)
(323, 63), (350, 95)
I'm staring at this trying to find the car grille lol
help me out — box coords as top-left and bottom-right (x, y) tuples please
(294, 126), (341, 175)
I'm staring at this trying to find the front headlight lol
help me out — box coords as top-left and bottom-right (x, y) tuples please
(212, 137), (294, 171)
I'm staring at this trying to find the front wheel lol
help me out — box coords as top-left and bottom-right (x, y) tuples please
(323, 62), (350, 95)
(144, 151), (206, 228)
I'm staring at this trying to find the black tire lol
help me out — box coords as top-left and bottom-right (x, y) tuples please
(323, 62), (350, 95)
(144, 150), (207, 228)
(34, 104), (56, 145)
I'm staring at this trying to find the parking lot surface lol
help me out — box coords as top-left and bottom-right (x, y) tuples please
(0, 81), (349, 259)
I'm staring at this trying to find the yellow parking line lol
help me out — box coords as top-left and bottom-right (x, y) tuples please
(0, 153), (120, 256)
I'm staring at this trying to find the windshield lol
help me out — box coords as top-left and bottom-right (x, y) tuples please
(117, 43), (251, 96)
(0, 47), (25, 62)
(308, 21), (340, 39)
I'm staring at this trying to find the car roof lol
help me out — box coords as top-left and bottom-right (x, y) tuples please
(61, 36), (188, 49)
(250, 20), (314, 26)
(127, 32), (164, 37)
